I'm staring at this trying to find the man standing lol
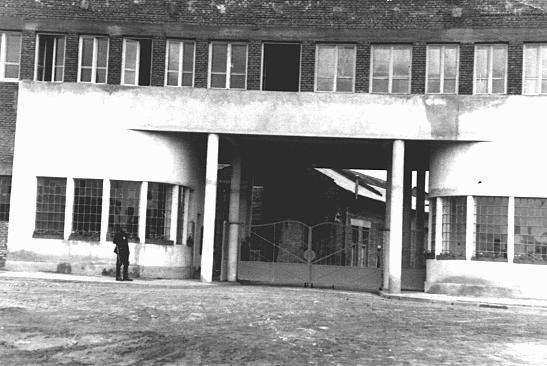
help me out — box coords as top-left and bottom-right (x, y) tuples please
(113, 225), (133, 281)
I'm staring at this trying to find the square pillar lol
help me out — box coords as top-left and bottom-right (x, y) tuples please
(227, 151), (242, 282)
(200, 133), (219, 283)
(465, 196), (475, 260)
(100, 179), (110, 242)
(386, 140), (404, 293)
(138, 181), (148, 244)
(383, 163), (392, 290)
(507, 197), (515, 263)
(63, 178), (74, 240)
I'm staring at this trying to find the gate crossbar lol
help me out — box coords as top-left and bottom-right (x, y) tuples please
(250, 232), (307, 264)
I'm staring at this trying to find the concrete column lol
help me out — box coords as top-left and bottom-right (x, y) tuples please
(387, 140), (404, 293)
(200, 133), (219, 283)
(507, 196), (515, 264)
(227, 153), (242, 282)
(63, 178), (74, 240)
(416, 169), (426, 258)
(465, 196), (475, 260)
(138, 181), (148, 244)
(383, 160), (392, 290)
(169, 186), (179, 242)
(100, 179), (110, 242)
(435, 197), (443, 257)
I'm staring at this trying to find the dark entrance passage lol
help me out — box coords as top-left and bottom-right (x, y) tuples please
(262, 43), (301, 92)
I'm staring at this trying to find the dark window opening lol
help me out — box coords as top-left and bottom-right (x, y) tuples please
(123, 38), (152, 86)
(0, 176), (11, 222)
(262, 43), (301, 92)
(108, 180), (140, 242)
(36, 34), (65, 82)
(138, 39), (152, 86)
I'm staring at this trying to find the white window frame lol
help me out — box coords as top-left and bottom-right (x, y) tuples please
(34, 33), (66, 82)
(164, 39), (195, 87)
(314, 44), (356, 93)
(0, 32), (21, 81)
(522, 43), (547, 95)
(369, 45), (412, 94)
(473, 44), (508, 95)
(208, 42), (248, 89)
(425, 44), (460, 94)
(77, 35), (109, 84)
(121, 38), (141, 86)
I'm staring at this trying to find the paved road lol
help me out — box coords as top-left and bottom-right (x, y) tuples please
(0, 275), (546, 365)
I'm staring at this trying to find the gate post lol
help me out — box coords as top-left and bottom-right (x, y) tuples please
(307, 226), (313, 286)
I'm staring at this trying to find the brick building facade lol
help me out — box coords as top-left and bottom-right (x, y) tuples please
(2, 1), (547, 298)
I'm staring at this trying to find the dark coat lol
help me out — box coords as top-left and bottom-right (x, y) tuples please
(113, 230), (130, 255)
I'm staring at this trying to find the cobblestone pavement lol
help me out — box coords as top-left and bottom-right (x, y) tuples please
(1, 276), (547, 365)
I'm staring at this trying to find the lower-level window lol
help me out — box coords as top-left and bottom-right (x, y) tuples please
(514, 198), (547, 264)
(34, 177), (66, 238)
(70, 179), (102, 240)
(429, 198), (436, 255)
(108, 180), (140, 241)
(475, 196), (508, 260)
(441, 196), (466, 257)
(0, 176), (11, 221)
(146, 183), (172, 244)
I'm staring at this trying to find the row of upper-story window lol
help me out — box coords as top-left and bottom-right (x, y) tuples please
(3, 31), (547, 95)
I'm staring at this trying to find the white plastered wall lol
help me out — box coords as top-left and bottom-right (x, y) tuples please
(7, 83), (206, 274)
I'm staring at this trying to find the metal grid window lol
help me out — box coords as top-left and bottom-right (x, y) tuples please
(441, 196), (466, 257)
(475, 196), (508, 259)
(35, 34), (65, 82)
(370, 45), (412, 94)
(0, 32), (21, 81)
(429, 198), (436, 254)
(523, 44), (547, 95)
(474, 44), (507, 94)
(34, 177), (66, 238)
(71, 179), (102, 240)
(108, 180), (140, 241)
(146, 183), (172, 244)
(514, 198), (547, 263)
(0, 175), (11, 221)
(209, 42), (247, 89)
(315, 44), (356, 92)
(78, 36), (109, 83)
(426, 44), (459, 94)
(165, 40), (195, 87)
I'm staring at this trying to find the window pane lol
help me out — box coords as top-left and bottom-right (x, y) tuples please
(428, 78), (441, 93)
(6, 34), (21, 63)
(54, 66), (63, 82)
(541, 79), (547, 94)
(167, 71), (178, 86)
(492, 46), (506, 78)
(492, 78), (505, 93)
(80, 68), (92, 82)
(444, 46), (458, 77)
(4, 65), (19, 79)
(168, 41), (181, 71)
(443, 78), (456, 94)
(317, 77), (333, 91)
(183, 43), (194, 72)
(71, 179), (102, 240)
(182, 72), (193, 86)
(96, 68), (106, 83)
(211, 73), (226, 88)
(475, 47), (489, 79)
(124, 40), (138, 70)
(476, 78), (488, 94)
(97, 38), (108, 68)
(336, 78), (353, 92)
(524, 79), (537, 94)
(108, 180), (140, 241)
(55, 37), (65, 66)
(393, 48), (411, 77)
(82, 38), (94, 67)
(211, 44), (227, 73)
(524, 46), (538, 78)
(372, 48), (390, 77)
(146, 183), (172, 243)
(230, 44), (247, 74)
(124, 70), (136, 85)
(392, 78), (409, 93)
(427, 47), (441, 77)
(317, 46), (336, 79)
(230, 74), (245, 89)
(372, 78), (388, 93)
(337, 47), (355, 78)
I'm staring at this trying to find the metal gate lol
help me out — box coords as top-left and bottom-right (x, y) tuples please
(238, 220), (385, 291)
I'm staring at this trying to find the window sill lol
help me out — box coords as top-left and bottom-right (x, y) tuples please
(471, 256), (507, 262)
(145, 238), (174, 245)
(514, 258), (547, 265)
(68, 233), (100, 242)
(436, 254), (466, 260)
(33, 231), (63, 239)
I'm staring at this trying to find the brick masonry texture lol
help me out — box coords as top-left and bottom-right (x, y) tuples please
(411, 44), (426, 95)
(508, 42), (523, 95)
(355, 43), (370, 93)
(300, 41), (315, 92)
(151, 37), (166, 87)
(0, 83), (18, 175)
(459, 44), (475, 95)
